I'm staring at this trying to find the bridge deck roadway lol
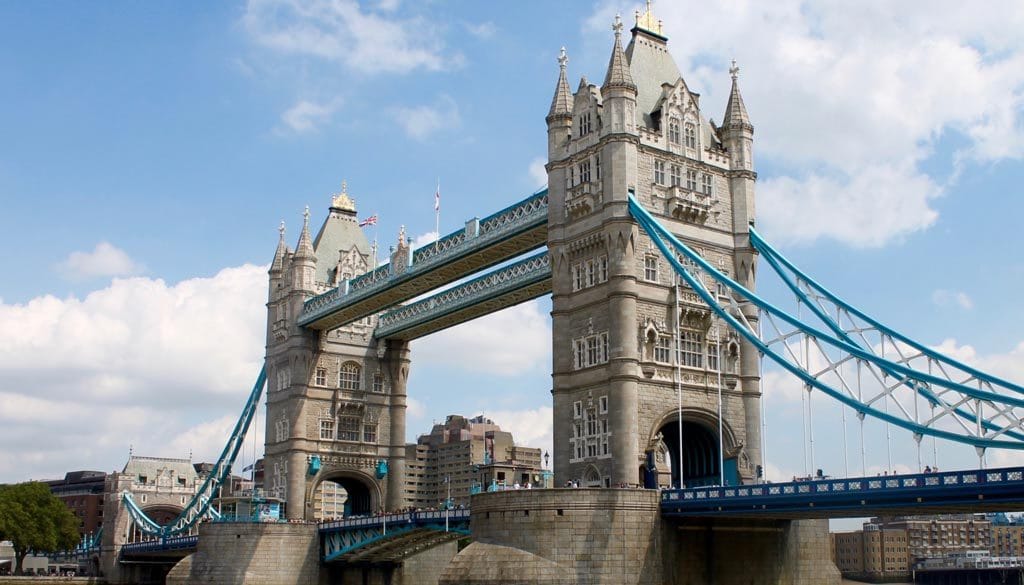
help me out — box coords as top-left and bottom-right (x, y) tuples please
(661, 466), (1024, 520)
(300, 190), (548, 331)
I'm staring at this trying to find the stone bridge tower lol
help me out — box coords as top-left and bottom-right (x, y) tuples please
(546, 7), (760, 489)
(265, 185), (408, 520)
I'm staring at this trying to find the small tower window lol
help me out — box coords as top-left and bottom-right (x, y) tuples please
(686, 169), (698, 191)
(670, 164), (681, 187)
(595, 154), (602, 180)
(579, 160), (592, 184)
(653, 160), (666, 185)
(579, 112), (592, 136)
(319, 419), (335, 440)
(314, 367), (327, 387)
(339, 362), (361, 391)
(701, 173), (714, 196)
(669, 119), (681, 144)
(685, 123), (697, 148)
(372, 373), (385, 393)
(644, 255), (659, 282)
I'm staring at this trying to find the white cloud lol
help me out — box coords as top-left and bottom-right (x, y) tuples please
(411, 300), (550, 376)
(485, 406), (553, 459)
(406, 396), (426, 419)
(931, 289), (974, 310)
(411, 231), (438, 249)
(464, 21), (496, 40)
(930, 339), (1024, 384)
(391, 95), (461, 140)
(279, 98), (340, 133)
(587, 1), (1024, 247)
(0, 264), (267, 482)
(244, 0), (458, 74)
(56, 242), (144, 280)
(528, 157), (547, 189)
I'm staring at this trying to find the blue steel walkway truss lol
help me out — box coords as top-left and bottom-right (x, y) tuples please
(321, 510), (470, 563)
(300, 190), (549, 331)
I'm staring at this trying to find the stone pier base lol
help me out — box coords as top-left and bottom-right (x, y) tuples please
(166, 522), (320, 585)
(665, 517), (841, 585)
(441, 488), (664, 585)
(439, 489), (840, 585)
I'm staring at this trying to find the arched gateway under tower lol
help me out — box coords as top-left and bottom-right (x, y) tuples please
(546, 10), (760, 488)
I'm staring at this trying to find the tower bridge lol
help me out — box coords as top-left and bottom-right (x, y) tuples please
(97, 5), (1024, 585)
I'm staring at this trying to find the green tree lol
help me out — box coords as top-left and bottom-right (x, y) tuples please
(0, 482), (79, 575)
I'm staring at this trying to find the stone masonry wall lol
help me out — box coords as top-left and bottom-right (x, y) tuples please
(441, 489), (662, 585)
(166, 522), (320, 585)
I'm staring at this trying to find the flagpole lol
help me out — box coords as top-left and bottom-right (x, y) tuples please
(434, 178), (440, 252)
(373, 211), (379, 267)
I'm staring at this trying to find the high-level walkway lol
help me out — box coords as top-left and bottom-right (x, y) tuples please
(300, 190), (548, 331)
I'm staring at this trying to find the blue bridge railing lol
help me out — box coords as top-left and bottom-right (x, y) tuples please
(120, 535), (199, 556)
(661, 466), (1024, 518)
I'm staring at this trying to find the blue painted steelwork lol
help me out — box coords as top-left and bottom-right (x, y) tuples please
(661, 466), (1024, 518)
(121, 366), (268, 537)
(120, 535), (199, 556)
(749, 227), (1024, 442)
(627, 195), (1024, 450)
(320, 509), (471, 562)
(299, 189), (548, 328)
(374, 251), (551, 339)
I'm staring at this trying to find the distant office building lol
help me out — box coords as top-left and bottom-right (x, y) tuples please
(45, 470), (107, 537)
(832, 514), (994, 581)
(876, 514), (991, 561)
(832, 525), (910, 580)
(989, 514), (1024, 557)
(404, 415), (544, 508)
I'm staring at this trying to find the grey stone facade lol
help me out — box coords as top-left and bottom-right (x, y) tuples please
(546, 8), (760, 489)
(264, 187), (409, 519)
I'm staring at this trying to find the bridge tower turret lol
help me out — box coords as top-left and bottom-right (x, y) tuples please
(719, 61), (762, 476)
(264, 186), (407, 521)
(548, 5), (761, 490)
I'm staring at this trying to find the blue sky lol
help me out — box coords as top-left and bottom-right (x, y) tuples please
(1, 0), (1023, 522)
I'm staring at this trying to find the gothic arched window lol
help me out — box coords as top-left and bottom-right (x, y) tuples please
(339, 362), (361, 391)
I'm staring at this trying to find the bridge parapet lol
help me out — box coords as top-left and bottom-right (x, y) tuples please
(661, 466), (1024, 519)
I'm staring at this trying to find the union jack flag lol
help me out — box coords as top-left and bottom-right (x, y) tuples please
(359, 214), (378, 227)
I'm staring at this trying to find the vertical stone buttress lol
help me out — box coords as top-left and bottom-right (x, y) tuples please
(601, 19), (642, 487)
(383, 339), (410, 511)
(721, 63), (761, 471)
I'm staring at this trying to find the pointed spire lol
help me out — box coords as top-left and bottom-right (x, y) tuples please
(722, 59), (752, 131)
(271, 220), (287, 273)
(546, 47), (572, 123)
(602, 14), (636, 92)
(295, 206), (315, 259)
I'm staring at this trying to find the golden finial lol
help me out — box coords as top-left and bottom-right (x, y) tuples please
(635, 0), (663, 35)
(331, 180), (357, 212)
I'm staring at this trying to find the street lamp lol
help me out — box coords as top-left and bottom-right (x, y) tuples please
(543, 451), (549, 470)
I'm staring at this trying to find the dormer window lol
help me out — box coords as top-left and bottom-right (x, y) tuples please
(668, 119), (681, 145)
(579, 112), (592, 136)
(685, 123), (697, 149)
